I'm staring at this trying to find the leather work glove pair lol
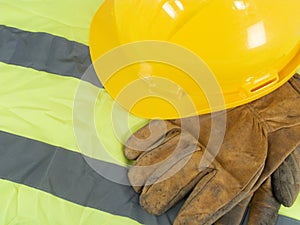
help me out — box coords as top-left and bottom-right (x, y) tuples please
(124, 74), (300, 225)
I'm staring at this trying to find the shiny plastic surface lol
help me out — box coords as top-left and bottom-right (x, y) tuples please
(90, 0), (300, 119)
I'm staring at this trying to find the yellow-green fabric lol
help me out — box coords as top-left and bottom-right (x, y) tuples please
(0, 0), (299, 223)
(0, 1), (151, 224)
(0, 179), (141, 225)
(0, 0), (103, 44)
(0, 62), (147, 166)
(279, 193), (300, 221)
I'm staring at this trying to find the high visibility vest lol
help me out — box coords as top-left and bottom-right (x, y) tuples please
(0, 0), (299, 224)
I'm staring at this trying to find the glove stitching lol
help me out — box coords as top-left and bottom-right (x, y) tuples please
(245, 104), (271, 133)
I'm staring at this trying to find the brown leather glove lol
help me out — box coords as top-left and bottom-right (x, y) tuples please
(124, 75), (300, 225)
(215, 145), (300, 225)
(272, 145), (300, 207)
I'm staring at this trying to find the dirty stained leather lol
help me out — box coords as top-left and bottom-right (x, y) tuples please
(124, 75), (300, 225)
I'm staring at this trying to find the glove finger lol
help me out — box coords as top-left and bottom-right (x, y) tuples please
(139, 136), (213, 215)
(272, 145), (300, 207)
(252, 125), (300, 190)
(247, 177), (281, 225)
(173, 162), (263, 225)
(128, 128), (182, 192)
(214, 195), (252, 225)
(173, 111), (268, 225)
(124, 120), (180, 160)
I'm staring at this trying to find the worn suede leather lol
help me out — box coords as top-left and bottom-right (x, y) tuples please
(272, 145), (300, 207)
(124, 75), (300, 225)
(215, 177), (281, 225)
(216, 145), (300, 225)
(214, 196), (252, 225)
(247, 177), (281, 225)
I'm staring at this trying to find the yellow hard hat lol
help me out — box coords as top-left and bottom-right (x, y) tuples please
(89, 0), (300, 119)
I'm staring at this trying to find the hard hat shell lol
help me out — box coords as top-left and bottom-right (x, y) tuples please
(89, 0), (300, 119)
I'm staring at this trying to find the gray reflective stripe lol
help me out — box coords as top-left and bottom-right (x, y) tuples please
(0, 130), (180, 225)
(0, 25), (91, 77)
(241, 209), (300, 225)
(276, 215), (300, 225)
(1, 130), (298, 225)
